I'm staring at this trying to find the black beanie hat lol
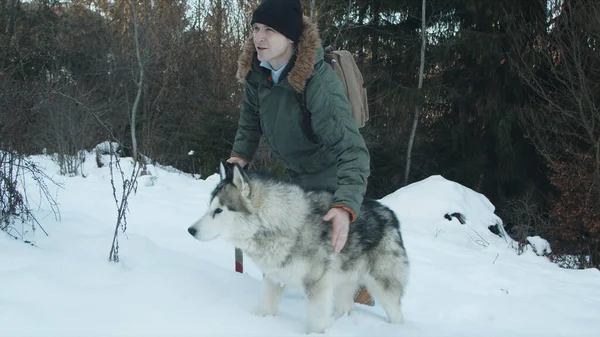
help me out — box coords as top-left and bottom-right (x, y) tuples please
(251, 0), (303, 43)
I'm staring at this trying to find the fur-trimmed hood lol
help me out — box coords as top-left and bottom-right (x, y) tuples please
(236, 16), (322, 93)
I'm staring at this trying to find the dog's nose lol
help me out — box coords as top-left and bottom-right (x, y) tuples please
(188, 227), (197, 236)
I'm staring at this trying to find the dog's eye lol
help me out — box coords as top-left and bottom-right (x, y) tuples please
(213, 208), (223, 217)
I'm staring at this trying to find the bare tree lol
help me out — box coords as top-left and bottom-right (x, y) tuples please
(0, 149), (59, 242)
(504, 0), (600, 267)
(0, 0), (20, 70)
(128, 0), (144, 165)
(108, 0), (147, 262)
(506, 0), (600, 199)
(107, 144), (143, 262)
(404, 0), (426, 186)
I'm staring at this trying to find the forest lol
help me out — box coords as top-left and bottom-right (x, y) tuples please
(1, 0), (598, 269)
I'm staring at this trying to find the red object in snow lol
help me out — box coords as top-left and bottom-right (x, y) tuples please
(48, 97), (53, 102)
(235, 247), (243, 273)
(0, 72), (5, 78)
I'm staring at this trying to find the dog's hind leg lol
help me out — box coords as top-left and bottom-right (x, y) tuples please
(255, 276), (285, 316)
(304, 276), (333, 334)
(333, 280), (358, 319)
(363, 275), (405, 324)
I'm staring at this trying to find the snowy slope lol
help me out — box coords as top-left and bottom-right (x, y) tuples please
(1, 152), (599, 337)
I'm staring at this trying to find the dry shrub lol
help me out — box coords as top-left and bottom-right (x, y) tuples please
(543, 154), (600, 269)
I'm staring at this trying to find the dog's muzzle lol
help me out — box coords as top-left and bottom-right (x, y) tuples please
(187, 227), (197, 236)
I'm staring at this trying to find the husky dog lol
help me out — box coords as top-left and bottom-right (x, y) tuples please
(187, 162), (409, 334)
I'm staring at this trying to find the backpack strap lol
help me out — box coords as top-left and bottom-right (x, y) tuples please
(297, 77), (319, 144)
(296, 51), (336, 144)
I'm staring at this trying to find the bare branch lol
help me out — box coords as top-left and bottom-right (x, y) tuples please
(404, 0), (426, 186)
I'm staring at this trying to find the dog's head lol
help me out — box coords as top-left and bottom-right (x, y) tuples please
(187, 161), (253, 242)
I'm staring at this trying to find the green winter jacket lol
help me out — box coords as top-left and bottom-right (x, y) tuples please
(231, 16), (370, 221)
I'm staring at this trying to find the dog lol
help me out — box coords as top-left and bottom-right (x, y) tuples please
(187, 162), (409, 333)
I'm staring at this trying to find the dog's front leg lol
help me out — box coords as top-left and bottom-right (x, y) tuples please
(255, 276), (285, 316)
(304, 276), (333, 334)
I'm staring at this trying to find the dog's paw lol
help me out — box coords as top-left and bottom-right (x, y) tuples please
(306, 318), (330, 334)
(333, 308), (352, 320)
(306, 325), (328, 335)
(333, 301), (354, 320)
(251, 305), (277, 317)
(388, 312), (405, 325)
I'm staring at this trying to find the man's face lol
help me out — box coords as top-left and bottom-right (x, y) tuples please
(252, 23), (293, 69)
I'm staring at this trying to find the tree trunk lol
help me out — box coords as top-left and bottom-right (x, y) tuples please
(0, 0), (19, 70)
(596, 137), (600, 206)
(129, 0), (143, 164)
(404, 0), (426, 186)
(215, 0), (223, 105)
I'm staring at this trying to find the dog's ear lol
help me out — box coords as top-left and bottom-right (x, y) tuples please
(219, 161), (228, 180)
(219, 160), (236, 181)
(231, 164), (250, 197)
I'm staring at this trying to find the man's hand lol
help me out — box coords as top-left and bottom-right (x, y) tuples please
(227, 156), (247, 168)
(323, 207), (351, 253)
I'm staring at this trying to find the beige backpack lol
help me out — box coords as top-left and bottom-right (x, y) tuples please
(299, 47), (369, 142)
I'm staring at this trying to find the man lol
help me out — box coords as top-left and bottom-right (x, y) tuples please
(227, 0), (373, 305)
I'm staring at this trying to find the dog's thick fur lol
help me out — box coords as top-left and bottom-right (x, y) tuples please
(187, 163), (409, 333)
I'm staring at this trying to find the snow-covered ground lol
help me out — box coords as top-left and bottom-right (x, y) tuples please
(1, 150), (599, 337)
